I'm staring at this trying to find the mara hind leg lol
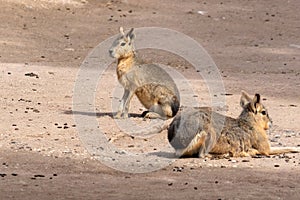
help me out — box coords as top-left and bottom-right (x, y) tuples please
(143, 101), (177, 119)
(198, 131), (217, 158)
(138, 84), (179, 119)
(177, 130), (207, 158)
(142, 104), (166, 119)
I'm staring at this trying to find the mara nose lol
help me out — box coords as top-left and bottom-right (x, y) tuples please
(109, 49), (113, 54)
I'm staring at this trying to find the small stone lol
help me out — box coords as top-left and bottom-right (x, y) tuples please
(34, 174), (45, 178)
(25, 72), (39, 78)
(242, 160), (250, 162)
(33, 109), (40, 113)
(173, 166), (184, 172)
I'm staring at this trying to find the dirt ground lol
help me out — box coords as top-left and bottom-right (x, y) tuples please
(0, 0), (300, 199)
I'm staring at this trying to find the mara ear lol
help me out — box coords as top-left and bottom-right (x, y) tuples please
(251, 93), (261, 112)
(119, 27), (125, 36)
(126, 28), (135, 41)
(252, 93), (261, 104)
(240, 90), (252, 108)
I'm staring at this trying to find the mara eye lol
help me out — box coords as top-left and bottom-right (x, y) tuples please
(120, 42), (126, 46)
(261, 110), (267, 115)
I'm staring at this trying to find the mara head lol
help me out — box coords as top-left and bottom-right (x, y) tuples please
(239, 91), (272, 130)
(109, 27), (135, 59)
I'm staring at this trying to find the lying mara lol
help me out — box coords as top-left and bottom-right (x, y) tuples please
(168, 91), (300, 158)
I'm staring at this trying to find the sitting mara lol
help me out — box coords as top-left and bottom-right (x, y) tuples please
(109, 27), (180, 119)
(168, 91), (299, 158)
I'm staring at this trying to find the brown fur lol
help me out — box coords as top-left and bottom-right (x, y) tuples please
(117, 55), (135, 80)
(109, 27), (180, 119)
(168, 91), (300, 158)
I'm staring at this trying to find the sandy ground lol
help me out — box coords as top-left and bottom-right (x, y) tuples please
(0, 0), (300, 199)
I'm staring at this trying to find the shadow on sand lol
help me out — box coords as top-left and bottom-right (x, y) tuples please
(63, 110), (142, 118)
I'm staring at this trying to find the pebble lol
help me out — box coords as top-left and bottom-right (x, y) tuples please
(173, 166), (184, 172)
(34, 174), (45, 178)
(33, 109), (40, 113)
(24, 72), (39, 78)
